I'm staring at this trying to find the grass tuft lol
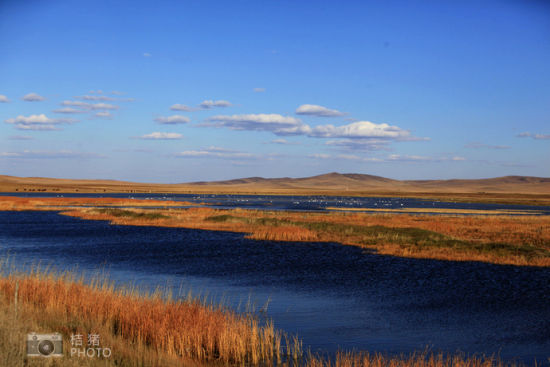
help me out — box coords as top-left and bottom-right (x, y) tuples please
(95, 208), (168, 220)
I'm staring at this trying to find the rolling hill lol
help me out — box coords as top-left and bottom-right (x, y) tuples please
(1, 173), (549, 198)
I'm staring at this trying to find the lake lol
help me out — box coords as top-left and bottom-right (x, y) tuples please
(3, 192), (550, 215)
(1, 209), (549, 365)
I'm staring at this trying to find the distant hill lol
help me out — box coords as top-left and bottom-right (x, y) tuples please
(1, 173), (549, 197)
(188, 173), (550, 194)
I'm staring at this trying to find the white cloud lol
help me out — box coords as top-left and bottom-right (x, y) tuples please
(143, 52), (152, 57)
(388, 154), (432, 161)
(89, 90), (103, 94)
(90, 103), (118, 110)
(76, 95), (116, 101)
(305, 152), (464, 163)
(170, 100), (232, 111)
(139, 132), (183, 140)
(336, 154), (362, 160)
(22, 93), (46, 102)
(516, 132), (550, 140)
(204, 146), (236, 152)
(53, 107), (87, 114)
(387, 154), (466, 162)
(310, 120), (413, 140)
(308, 153), (331, 159)
(61, 101), (90, 108)
(8, 135), (33, 140)
(13, 124), (61, 131)
(199, 100), (232, 109)
(0, 150), (104, 159)
(253, 88), (266, 93)
(205, 114), (425, 142)
(465, 142), (510, 149)
(0, 95), (9, 103)
(154, 115), (190, 124)
(5, 114), (77, 130)
(5, 114), (72, 124)
(307, 153), (382, 162)
(111, 90), (124, 95)
(206, 113), (310, 136)
(94, 111), (113, 118)
(296, 104), (346, 117)
(170, 104), (195, 112)
(325, 138), (390, 151)
(61, 100), (119, 110)
(175, 146), (255, 159)
(268, 138), (300, 145)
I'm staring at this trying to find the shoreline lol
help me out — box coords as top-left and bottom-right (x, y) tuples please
(1, 196), (549, 267)
(3, 189), (550, 206)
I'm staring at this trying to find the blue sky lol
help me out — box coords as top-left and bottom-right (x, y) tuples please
(1, 0), (549, 182)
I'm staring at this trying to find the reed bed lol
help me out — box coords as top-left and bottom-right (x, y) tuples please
(0, 260), (303, 366)
(306, 350), (530, 367)
(60, 206), (550, 266)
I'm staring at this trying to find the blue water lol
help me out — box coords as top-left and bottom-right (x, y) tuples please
(1, 210), (549, 365)
(2, 192), (550, 215)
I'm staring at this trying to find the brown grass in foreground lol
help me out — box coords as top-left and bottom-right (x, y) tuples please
(307, 351), (534, 367)
(0, 264), (302, 366)
(0, 264), (533, 367)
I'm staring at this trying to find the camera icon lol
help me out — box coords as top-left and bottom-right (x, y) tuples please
(27, 333), (63, 357)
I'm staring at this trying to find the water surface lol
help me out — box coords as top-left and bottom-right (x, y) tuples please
(1, 211), (549, 364)
(3, 192), (550, 215)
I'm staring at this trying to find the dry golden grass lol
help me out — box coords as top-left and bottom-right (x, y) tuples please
(307, 350), (531, 367)
(0, 261), (302, 366)
(325, 207), (544, 215)
(0, 196), (197, 211)
(58, 205), (550, 267)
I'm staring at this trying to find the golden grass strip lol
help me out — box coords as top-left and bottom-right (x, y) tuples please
(0, 263), (301, 366)
(60, 206), (550, 267)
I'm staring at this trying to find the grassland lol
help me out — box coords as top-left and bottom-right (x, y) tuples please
(0, 262), (533, 367)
